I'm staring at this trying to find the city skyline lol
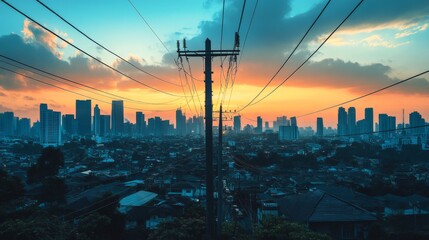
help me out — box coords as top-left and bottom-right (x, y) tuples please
(0, 0), (428, 128)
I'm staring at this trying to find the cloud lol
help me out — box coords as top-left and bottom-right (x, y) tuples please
(395, 23), (428, 38)
(23, 96), (35, 100)
(21, 19), (70, 59)
(292, 58), (429, 95)
(0, 92), (6, 97)
(0, 104), (13, 112)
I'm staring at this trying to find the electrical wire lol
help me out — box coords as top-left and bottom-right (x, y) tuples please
(126, 0), (180, 66)
(0, 55), (179, 105)
(35, 0), (180, 87)
(0, 65), (177, 112)
(238, 0), (332, 112)
(296, 70), (429, 118)
(242, 0), (364, 111)
(1, 0), (182, 97)
(237, 0), (247, 34)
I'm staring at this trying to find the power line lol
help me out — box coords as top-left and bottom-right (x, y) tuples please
(0, 55), (179, 105)
(242, 0), (364, 111)
(1, 0), (182, 97)
(125, 0), (178, 66)
(237, 0), (247, 33)
(238, 0), (332, 112)
(296, 70), (429, 118)
(0, 65), (177, 112)
(35, 0), (179, 87)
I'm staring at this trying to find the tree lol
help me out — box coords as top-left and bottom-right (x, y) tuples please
(0, 211), (83, 240)
(77, 213), (112, 240)
(38, 177), (67, 205)
(253, 217), (331, 240)
(147, 217), (206, 240)
(27, 147), (64, 183)
(0, 170), (24, 204)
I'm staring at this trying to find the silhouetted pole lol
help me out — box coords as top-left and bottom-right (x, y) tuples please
(217, 104), (223, 238)
(177, 37), (239, 240)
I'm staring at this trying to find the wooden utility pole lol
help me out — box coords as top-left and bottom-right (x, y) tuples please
(178, 38), (239, 239)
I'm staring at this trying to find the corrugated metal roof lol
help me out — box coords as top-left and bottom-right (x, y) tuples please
(120, 190), (157, 207)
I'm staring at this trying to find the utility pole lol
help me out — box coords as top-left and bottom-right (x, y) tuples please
(217, 104), (223, 238)
(178, 37), (239, 240)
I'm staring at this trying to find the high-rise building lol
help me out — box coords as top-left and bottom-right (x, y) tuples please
(256, 116), (263, 134)
(18, 118), (31, 137)
(365, 108), (374, 134)
(136, 112), (146, 136)
(290, 116), (297, 127)
(273, 116), (289, 132)
(76, 100), (91, 136)
(337, 107), (348, 136)
(2, 112), (14, 136)
(111, 100), (124, 135)
(62, 114), (75, 136)
(388, 116), (396, 138)
(233, 115), (241, 133)
(100, 115), (110, 136)
(40, 104), (61, 146)
(279, 125), (298, 141)
(347, 107), (356, 135)
(378, 114), (389, 139)
(316, 117), (323, 137)
(93, 104), (100, 136)
(175, 108), (186, 136)
(409, 111), (425, 135)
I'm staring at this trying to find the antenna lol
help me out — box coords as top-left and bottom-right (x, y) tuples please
(234, 32), (240, 49)
(176, 40), (180, 52)
(183, 38), (187, 49)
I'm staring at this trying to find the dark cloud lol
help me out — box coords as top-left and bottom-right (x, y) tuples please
(293, 58), (429, 95)
(184, 0), (429, 62)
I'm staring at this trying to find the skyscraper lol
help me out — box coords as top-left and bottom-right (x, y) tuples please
(175, 108), (186, 136)
(378, 114), (389, 139)
(100, 115), (110, 136)
(40, 104), (61, 146)
(76, 100), (91, 136)
(62, 114), (75, 136)
(337, 107), (348, 136)
(93, 104), (100, 136)
(256, 116), (263, 134)
(365, 108), (374, 134)
(348, 107), (356, 135)
(18, 118), (31, 137)
(410, 111), (425, 135)
(136, 112), (146, 136)
(3, 112), (14, 136)
(316, 117), (323, 137)
(111, 100), (124, 135)
(233, 115), (241, 133)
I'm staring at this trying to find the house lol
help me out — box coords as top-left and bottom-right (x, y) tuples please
(119, 190), (158, 214)
(276, 190), (377, 240)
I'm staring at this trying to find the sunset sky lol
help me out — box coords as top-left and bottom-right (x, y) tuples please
(0, 0), (428, 128)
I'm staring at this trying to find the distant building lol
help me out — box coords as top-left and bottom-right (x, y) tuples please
(93, 104), (100, 136)
(256, 116), (263, 134)
(40, 103), (61, 146)
(279, 125), (298, 141)
(233, 115), (241, 133)
(2, 112), (14, 136)
(175, 108), (186, 136)
(337, 107), (348, 136)
(348, 107), (356, 135)
(273, 116), (289, 132)
(62, 114), (75, 136)
(136, 112), (146, 136)
(100, 115), (110, 136)
(111, 100), (124, 135)
(18, 118), (31, 137)
(316, 117), (323, 137)
(76, 100), (91, 136)
(410, 111), (425, 135)
(365, 107), (374, 134)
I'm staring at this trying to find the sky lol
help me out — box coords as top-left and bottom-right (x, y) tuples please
(0, 0), (428, 128)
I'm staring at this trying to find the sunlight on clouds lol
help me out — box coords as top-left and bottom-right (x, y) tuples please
(395, 23), (428, 38)
(361, 35), (410, 48)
